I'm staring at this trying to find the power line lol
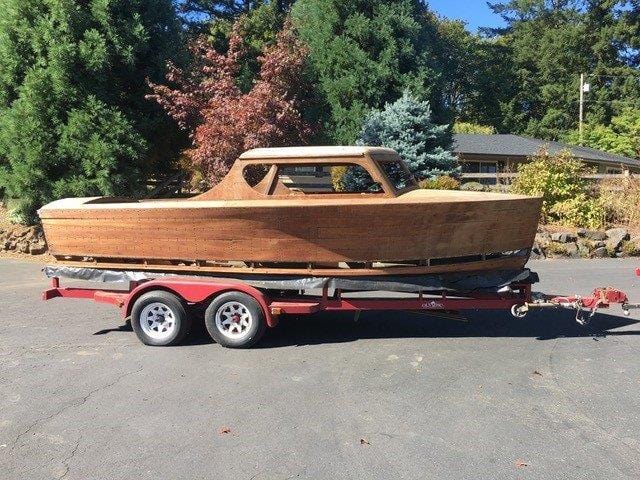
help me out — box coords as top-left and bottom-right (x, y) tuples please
(585, 73), (640, 80)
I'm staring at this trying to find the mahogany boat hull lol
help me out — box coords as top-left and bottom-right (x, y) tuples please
(39, 190), (542, 275)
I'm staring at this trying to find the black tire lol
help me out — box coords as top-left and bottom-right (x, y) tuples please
(204, 291), (267, 348)
(130, 291), (191, 346)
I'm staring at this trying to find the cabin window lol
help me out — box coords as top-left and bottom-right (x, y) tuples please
(268, 163), (382, 194)
(241, 162), (386, 195)
(242, 164), (272, 187)
(377, 160), (415, 190)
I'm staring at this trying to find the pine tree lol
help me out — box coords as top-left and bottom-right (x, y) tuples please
(0, 0), (183, 222)
(291, 0), (442, 145)
(357, 92), (458, 180)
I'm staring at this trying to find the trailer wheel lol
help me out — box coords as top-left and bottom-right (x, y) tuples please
(204, 291), (266, 348)
(131, 291), (190, 346)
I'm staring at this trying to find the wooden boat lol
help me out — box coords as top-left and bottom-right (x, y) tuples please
(38, 146), (542, 276)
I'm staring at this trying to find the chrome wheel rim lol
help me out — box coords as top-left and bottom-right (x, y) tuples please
(140, 302), (177, 340)
(215, 301), (253, 339)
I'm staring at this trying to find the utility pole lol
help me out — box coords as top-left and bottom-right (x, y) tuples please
(578, 73), (590, 145)
(579, 73), (584, 145)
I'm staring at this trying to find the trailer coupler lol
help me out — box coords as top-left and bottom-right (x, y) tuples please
(511, 287), (629, 325)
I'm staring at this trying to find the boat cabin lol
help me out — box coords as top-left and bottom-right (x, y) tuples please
(195, 146), (419, 200)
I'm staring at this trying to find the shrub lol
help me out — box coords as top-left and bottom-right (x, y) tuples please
(598, 177), (640, 228)
(621, 240), (640, 256)
(460, 181), (484, 191)
(419, 176), (460, 190)
(330, 166), (347, 192)
(487, 184), (511, 193)
(549, 194), (604, 229)
(511, 148), (597, 225)
(545, 242), (568, 257)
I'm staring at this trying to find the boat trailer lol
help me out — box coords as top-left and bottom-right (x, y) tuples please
(41, 267), (638, 348)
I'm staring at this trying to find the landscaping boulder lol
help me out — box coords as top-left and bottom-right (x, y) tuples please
(534, 232), (551, 252)
(29, 243), (46, 255)
(550, 232), (577, 243)
(605, 228), (629, 251)
(16, 241), (29, 253)
(530, 244), (545, 259)
(576, 239), (591, 258)
(592, 246), (608, 258)
(621, 238), (640, 257)
(583, 230), (607, 241)
(565, 242), (579, 258)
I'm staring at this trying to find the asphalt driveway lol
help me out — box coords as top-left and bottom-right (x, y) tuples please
(1, 258), (639, 479)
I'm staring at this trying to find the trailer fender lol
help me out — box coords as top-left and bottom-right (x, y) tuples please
(122, 279), (277, 327)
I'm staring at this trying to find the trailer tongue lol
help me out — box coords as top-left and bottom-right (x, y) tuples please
(42, 265), (634, 348)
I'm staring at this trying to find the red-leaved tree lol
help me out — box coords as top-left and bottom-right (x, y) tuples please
(147, 19), (310, 185)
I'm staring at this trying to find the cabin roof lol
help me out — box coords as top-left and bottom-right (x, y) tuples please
(239, 146), (397, 159)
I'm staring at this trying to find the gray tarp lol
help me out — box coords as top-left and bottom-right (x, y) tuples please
(43, 265), (537, 294)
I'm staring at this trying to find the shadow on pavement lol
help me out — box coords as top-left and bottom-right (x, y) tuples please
(256, 309), (640, 349)
(91, 308), (640, 348)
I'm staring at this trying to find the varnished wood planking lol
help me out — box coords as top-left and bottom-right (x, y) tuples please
(39, 146), (542, 275)
(42, 202), (540, 262)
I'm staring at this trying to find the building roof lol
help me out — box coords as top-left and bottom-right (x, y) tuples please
(453, 133), (640, 168)
(240, 146), (397, 159)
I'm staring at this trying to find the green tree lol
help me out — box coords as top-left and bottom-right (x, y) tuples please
(566, 108), (640, 158)
(488, 0), (640, 139)
(207, 1), (286, 92)
(291, 0), (442, 144)
(0, 0), (183, 221)
(452, 122), (496, 135)
(177, 0), (293, 31)
(357, 92), (458, 179)
(429, 16), (514, 129)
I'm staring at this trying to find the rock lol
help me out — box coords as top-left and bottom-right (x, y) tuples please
(584, 230), (607, 241)
(2, 239), (11, 250)
(29, 243), (46, 255)
(576, 239), (591, 258)
(620, 238), (640, 257)
(565, 242), (580, 258)
(529, 249), (543, 260)
(550, 232), (577, 243)
(6, 240), (16, 251)
(605, 227), (629, 251)
(531, 244), (546, 259)
(534, 232), (551, 249)
(16, 241), (30, 253)
(592, 246), (608, 258)
(593, 241), (606, 248)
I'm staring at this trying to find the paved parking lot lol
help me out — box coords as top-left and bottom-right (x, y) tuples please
(1, 258), (640, 479)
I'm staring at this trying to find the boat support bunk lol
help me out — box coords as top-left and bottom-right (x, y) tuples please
(41, 265), (635, 348)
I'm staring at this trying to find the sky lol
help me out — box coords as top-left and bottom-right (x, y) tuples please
(427, 0), (506, 32)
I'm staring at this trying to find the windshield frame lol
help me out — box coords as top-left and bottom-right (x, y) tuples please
(372, 155), (419, 195)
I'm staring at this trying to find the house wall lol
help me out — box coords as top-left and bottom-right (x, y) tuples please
(458, 153), (637, 184)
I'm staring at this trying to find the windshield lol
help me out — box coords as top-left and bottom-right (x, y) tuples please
(376, 160), (416, 191)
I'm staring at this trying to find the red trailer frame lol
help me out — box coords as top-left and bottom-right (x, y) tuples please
(42, 271), (634, 348)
